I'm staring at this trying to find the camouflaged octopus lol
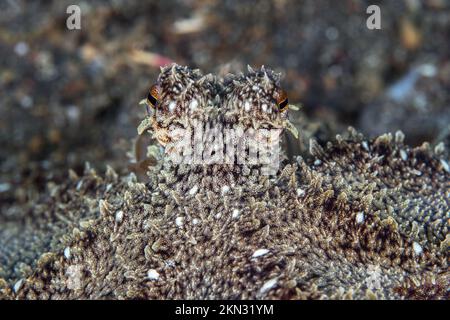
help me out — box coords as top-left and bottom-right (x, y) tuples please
(1, 65), (448, 300)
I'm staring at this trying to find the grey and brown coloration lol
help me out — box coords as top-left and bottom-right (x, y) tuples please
(0, 65), (448, 300)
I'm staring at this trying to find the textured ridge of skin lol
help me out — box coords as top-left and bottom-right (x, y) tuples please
(0, 65), (448, 300)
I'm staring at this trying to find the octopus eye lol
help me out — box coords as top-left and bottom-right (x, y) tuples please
(276, 89), (289, 112)
(147, 84), (161, 108)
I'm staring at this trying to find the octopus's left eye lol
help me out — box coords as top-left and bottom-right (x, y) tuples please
(276, 89), (289, 112)
(147, 84), (161, 108)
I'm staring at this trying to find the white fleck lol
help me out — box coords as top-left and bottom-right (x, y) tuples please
(189, 99), (198, 111)
(76, 180), (83, 191)
(244, 101), (252, 112)
(64, 247), (71, 259)
(314, 159), (322, 166)
(14, 42), (29, 56)
(13, 279), (24, 293)
(221, 185), (230, 195)
(106, 183), (113, 192)
(413, 242), (423, 255)
(259, 277), (278, 295)
(365, 265), (382, 290)
(232, 209), (240, 219)
(188, 185), (198, 196)
(175, 216), (184, 227)
(168, 101), (177, 112)
(147, 269), (160, 280)
(252, 249), (270, 258)
(252, 85), (258, 91)
(0, 183), (11, 193)
(20, 95), (33, 109)
(362, 141), (369, 151)
(440, 159), (449, 173)
(215, 212), (222, 219)
(261, 103), (268, 113)
(400, 149), (408, 161)
(115, 210), (124, 223)
(165, 260), (175, 268)
(66, 105), (80, 123)
(66, 265), (83, 290)
(418, 63), (437, 77)
(296, 188), (305, 197)
(356, 212), (365, 224)
(410, 169), (422, 176)
(192, 218), (199, 225)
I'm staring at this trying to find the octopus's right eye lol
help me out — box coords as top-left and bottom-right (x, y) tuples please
(147, 84), (161, 108)
(276, 89), (289, 112)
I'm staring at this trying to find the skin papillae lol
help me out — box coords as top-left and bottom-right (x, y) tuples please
(0, 65), (448, 300)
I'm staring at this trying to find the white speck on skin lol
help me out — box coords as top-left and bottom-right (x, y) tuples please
(400, 150), (408, 161)
(252, 85), (258, 91)
(296, 188), (305, 197)
(188, 185), (198, 196)
(147, 269), (160, 280)
(410, 169), (422, 176)
(314, 159), (322, 166)
(215, 213), (222, 219)
(175, 216), (184, 227)
(261, 104), (268, 113)
(244, 101), (252, 112)
(168, 101), (177, 112)
(189, 99), (198, 111)
(362, 141), (369, 151)
(232, 209), (240, 219)
(192, 218), (199, 225)
(76, 180), (83, 191)
(413, 242), (423, 255)
(64, 247), (71, 259)
(259, 277), (278, 295)
(221, 185), (230, 195)
(252, 249), (270, 258)
(356, 212), (365, 224)
(13, 279), (24, 293)
(440, 159), (449, 173)
(115, 211), (124, 223)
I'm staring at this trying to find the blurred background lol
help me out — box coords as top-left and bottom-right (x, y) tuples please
(0, 0), (449, 206)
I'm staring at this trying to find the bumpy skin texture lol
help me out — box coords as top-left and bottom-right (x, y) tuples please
(1, 65), (448, 300)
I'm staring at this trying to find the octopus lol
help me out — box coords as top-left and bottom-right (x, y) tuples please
(0, 64), (448, 300)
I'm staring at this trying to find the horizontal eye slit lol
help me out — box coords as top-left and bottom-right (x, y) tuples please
(147, 93), (158, 107)
(279, 98), (288, 111)
(147, 84), (160, 108)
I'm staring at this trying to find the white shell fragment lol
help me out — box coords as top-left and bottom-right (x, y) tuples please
(413, 242), (423, 255)
(356, 212), (365, 224)
(115, 211), (124, 223)
(175, 216), (184, 227)
(232, 209), (240, 219)
(64, 247), (71, 259)
(188, 185), (199, 196)
(147, 269), (160, 280)
(259, 277), (278, 295)
(252, 249), (270, 258)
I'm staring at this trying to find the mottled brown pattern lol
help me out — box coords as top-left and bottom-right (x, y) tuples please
(0, 66), (448, 300)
